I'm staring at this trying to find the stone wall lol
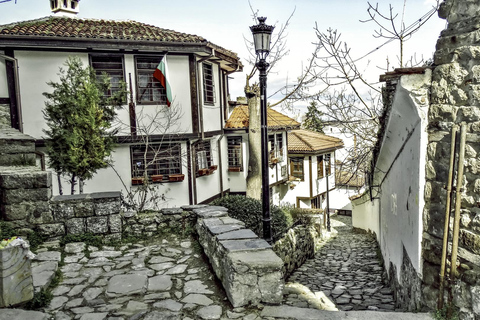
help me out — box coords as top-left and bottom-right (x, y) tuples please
(195, 205), (284, 308)
(273, 216), (322, 279)
(47, 192), (122, 241)
(422, 1), (480, 318)
(123, 207), (196, 237)
(0, 105), (10, 129)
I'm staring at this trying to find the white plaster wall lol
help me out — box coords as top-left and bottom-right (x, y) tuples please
(226, 133), (248, 192)
(330, 186), (361, 211)
(42, 142), (191, 208)
(16, 51), (89, 138)
(352, 194), (380, 241)
(130, 55), (193, 135)
(371, 70), (430, 279)
(0, 57), (7, 97)
(195, 138), (222, 203)
(200, 62), (222, 133)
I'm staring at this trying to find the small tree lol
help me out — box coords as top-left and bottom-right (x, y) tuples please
(43, 56), (126, 195)
(302, 101), (324, 133)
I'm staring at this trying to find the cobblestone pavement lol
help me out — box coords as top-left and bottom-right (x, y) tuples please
(4, 216), (431, 320)
(29, 233), (268, 320)
(284, 214), (397, 312)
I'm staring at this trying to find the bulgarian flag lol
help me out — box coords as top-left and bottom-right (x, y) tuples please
(153, 56), (172, 107)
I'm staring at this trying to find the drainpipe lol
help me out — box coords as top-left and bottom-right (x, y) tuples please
(1, 54), (23, 132)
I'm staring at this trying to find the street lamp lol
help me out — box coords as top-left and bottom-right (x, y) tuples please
(250, 17), (275, 243)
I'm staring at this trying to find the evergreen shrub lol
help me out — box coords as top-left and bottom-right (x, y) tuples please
(211, 195), (292, 240)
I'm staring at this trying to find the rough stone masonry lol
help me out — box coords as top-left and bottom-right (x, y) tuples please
(422, 0), (480, 318)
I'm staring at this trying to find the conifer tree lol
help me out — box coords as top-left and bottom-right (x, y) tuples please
(302, 101), (324, 133)
(43, 56), (126, 195)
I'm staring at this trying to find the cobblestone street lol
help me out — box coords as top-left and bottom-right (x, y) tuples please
(284, 214), (397, 312)
(1, 215), (433, 320)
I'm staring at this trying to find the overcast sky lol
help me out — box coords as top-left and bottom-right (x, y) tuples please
(0, 0), (446, 116)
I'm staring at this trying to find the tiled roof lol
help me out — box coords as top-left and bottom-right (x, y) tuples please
(288, 129), (344, 154)
(336, 170), (365, 188)
(0, 16), (239, 62)
(225, 105), (300, 130)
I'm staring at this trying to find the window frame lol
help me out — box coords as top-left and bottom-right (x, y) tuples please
(194, 140), (213, 177)
(90, 54), (125, 98)
(227, 136), (243, 171)
(317, 155), (324, 179)
(130, 143), (182, 183)
(134, 56), (168, 105)
(290, 157), (304, 181)
(202, 63), (215, 105)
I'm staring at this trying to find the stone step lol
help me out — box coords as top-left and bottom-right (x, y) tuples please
(0, 128), (36, 166)
(261, 305), (433, 320)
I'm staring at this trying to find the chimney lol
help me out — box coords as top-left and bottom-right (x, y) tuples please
(50, 0), (80, 17)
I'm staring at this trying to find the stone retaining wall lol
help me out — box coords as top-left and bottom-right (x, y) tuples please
(273, 216), (322, 279)
(193, 205), (284, 307)
(122, 207), (195, 237)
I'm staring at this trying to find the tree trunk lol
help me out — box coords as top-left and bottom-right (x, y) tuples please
(79, 179), (84, 194)
(57, 171), (63, 195)
(70, 174), (76, 195)
(245, 83), (262, 200)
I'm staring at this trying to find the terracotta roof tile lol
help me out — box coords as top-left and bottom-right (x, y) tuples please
(0, 16), (240, 62)
(288, 129), (343, 154)
(225, 105), (300, 130)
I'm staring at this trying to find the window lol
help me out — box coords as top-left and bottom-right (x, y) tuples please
(276, 133), (283, 158)
(268, 135), (275, 159)
(290, 157), (304, 180)
(91, 56), (124, 97)
(194, 140), (213, 176)
(136, 56), (168, 105)
(203, 63), (215, 104)
(131, 144), (181, 181)
(325, 154), (332, 176)
(227, 136), (242, 171)
(268, 133), (283, 162)
(317, 155), (324, 179)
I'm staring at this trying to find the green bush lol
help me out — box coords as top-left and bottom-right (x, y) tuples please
(211, 195), (292, 240)
(281, 203), (321, 226)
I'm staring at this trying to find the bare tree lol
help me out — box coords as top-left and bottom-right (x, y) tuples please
(111, 88), (188, 211)
(360, 1), (440, 68)
(244, 5), (321, 198)
(310, 0), (439, 185)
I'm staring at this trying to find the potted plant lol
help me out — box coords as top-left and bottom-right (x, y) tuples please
(209, 165), (218, 171)
(228, 166), (242, 172)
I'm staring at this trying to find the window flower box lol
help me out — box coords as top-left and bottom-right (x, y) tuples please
(151, 175), (164, 183)
(131, 177), (145, 185)
(168, 174), (185, 182)
(209, 165), (218, 171)
(228, 166), (242, 172)
(197, 168), (209, 176)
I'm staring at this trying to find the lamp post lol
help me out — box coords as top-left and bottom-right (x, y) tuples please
(250, 17), (275, 243)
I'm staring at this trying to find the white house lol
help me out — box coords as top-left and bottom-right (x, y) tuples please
(223, 101), (301, 203)
(0, 1), (344, 211)
(281, 129), (344, 209)
(0, 0), (242, 207)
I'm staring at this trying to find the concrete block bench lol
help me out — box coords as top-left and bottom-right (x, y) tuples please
(187, 205), (284, 307)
